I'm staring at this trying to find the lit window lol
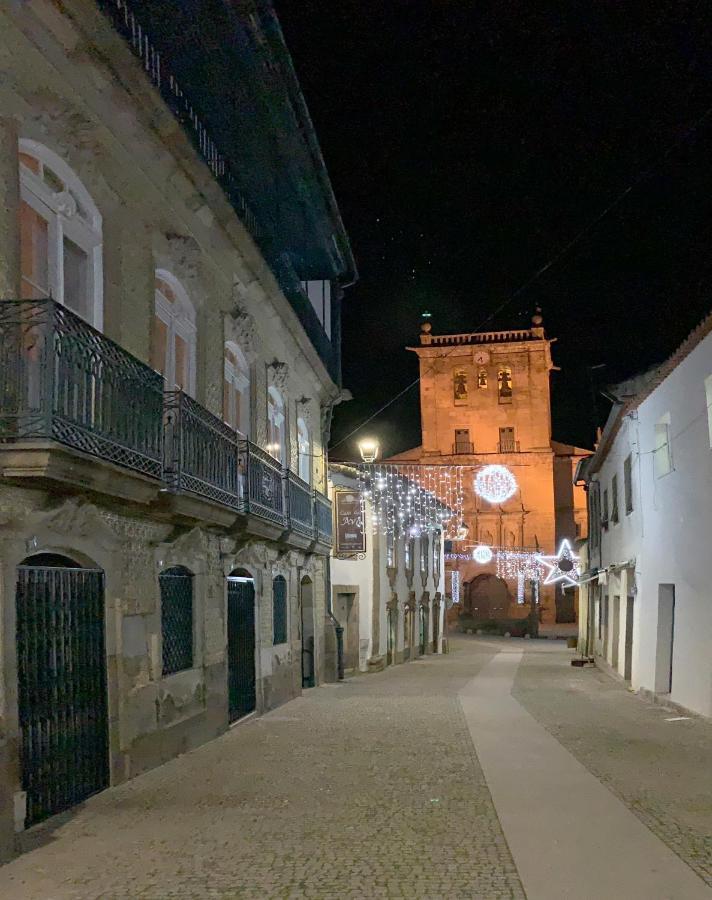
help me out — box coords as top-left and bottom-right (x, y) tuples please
(420, 533), (429, 575)
(152, 272), (196, 396)
(297, 417), (310, 483)
(478, 368), (488, 389)
(267, 387), (286, 465)
(386, 527), (396, 568)
(223, 342), (250, 436)
(654, 413), (672, 478)
(19, 141), (103, 327)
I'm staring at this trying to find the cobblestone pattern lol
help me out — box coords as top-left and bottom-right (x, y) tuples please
(511, 643), (712, 888)
(0, 645), (523, 899)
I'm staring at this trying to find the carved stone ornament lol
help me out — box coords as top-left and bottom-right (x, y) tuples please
(269, 360), (289, 393)
(226, 298), (258, 361)
(387, 591), (399, 611)
(161, 526), (209, 563)
(420, 591), (431, 609)
(28, 499), (119, 549)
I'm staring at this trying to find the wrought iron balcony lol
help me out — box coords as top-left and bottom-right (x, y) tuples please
(314, 491), (333, 546)
(163, 391), (244, 511)
(286, 471), (315, 538)
(0, 299), (164, 479)
(241, 441), (286, 527)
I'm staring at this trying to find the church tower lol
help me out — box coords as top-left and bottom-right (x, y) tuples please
(389, 311), (588, 626)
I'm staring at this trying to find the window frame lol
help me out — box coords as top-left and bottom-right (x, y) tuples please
(653, 413), (672, 478)
(159, 565), (195, 676)
(223, 341), (250, 436)
(611, 473), (619, 524)
(154, 271), (197, 397)
(602, 488), (609, 529)
(267, 386), (287, 465)
(19, 140), (103, 329)
(624, 454), (633, 514)
(296, 416), (311, 484)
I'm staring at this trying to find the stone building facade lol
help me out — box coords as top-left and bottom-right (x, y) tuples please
(0, 0), (354, 856)
(328, 465), (447, 673)
(389, 315), (588, 626)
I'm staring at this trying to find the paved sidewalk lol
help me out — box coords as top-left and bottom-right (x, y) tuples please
(0, 642), (523, 900)
(0, 637), (710, 899)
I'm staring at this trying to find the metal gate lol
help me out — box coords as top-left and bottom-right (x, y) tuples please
(227, 578), (256, 722)
(16, 561), (109, 827)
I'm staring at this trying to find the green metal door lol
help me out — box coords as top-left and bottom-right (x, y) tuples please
(227, 577), (256, 722)
(16, 558), (109, 827)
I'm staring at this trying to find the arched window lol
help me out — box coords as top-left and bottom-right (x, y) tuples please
(19, 140), (103, 327)
(453, 369), (468, 405)
(498, 366), (513, 402)
(478, 369), (488, 389)
(152, 271), (196, 396)
(224, 341), (250, 436)
(159, 565), (194, 675)
(267, 387), (286, 465)
(272, 574), (288, 645)
(297, 417), (310, 483)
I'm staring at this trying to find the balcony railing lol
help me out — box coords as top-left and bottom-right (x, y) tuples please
(498, 439), (520, 453)
(0, 299), (164, 479)
(163, 391), (243, 511)
(242, 441), (286, 527)
(453, 441), (474, 455)
(0, 300), (333, 542)
(314, 491), (333, 545)
(287, 471), (314, 538)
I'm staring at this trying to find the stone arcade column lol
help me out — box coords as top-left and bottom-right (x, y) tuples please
(0, 117), (21, 299)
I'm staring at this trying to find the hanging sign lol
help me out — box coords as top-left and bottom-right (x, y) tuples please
(335, 490), (366, 554)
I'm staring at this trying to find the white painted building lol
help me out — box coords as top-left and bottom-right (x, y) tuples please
(577, 315), (712, 716)
(329, 465), (447, 673)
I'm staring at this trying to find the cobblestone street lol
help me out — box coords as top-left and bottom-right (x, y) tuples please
(0, 637), (710, 899)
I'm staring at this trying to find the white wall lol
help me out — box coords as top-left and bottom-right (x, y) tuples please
(635, 331), (712, 716)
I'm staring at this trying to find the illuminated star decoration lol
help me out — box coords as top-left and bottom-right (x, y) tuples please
(536, 539), (581, 586)
(472, 545), (493, 564)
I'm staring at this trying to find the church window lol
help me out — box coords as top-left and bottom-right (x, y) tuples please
(478, 369), (488, 389)
(453, 369), (468, 404)
(498, 367), (513, 402)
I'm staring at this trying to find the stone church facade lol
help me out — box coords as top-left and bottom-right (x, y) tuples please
(389, 314), (589, 626)
(0, 0), (354, 856)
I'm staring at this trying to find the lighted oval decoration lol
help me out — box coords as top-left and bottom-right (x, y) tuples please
(474, 464), (518, 504)
(472, 545), (493, 564)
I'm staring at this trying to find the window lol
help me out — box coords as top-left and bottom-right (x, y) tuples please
(499, 426), (516, 452)
(152, 272), (196, 395)
(433, 529), (441, 580)
(454, 428), (472, 454)
(602, 488), (609, 529)
(654, 413), (672, 477)
(300, 279), (332, 338)
(478, 368), (488, 389)
(498, 366), (513, 402)
(420, 533), (429, 575)
(267, 387), (286, 464)
(705, 375), (712, 448)
(272, 575), (288, 644)
(624, 454), (633, 514)
(453, 369), (468, 404)
(223, 342), (250, 435)
(159, 566), (194, 675)
(19, 141), (103, 327)
(297, 417), (310, 483)
(405, 533), (415, 572)
(386, 526), (396, 568)
(611, 473), (619, 524)
(589, 482), (601, 551)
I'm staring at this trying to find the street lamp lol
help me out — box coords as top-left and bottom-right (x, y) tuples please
(357, 438), (380, 463)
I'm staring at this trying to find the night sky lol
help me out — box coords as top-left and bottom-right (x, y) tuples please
(276, 1), (712, 459)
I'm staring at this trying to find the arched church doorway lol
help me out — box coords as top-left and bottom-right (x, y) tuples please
(465, 574), (511, 620)
(226, 568), (256, 721)
(16, 553), (109, 827)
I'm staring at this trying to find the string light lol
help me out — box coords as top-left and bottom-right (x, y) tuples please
(472, 545), (493, 564)
(474, 464), (518, 504)
(496, 548), (543, 581)
(451, 570), (460, 604)
(536, 539), (581, 586)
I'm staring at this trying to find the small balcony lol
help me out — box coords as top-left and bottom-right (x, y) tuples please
(0, 299), (163, 501)
(314, 491), (333, 546)
(286, 471), (315, 539)
(498, 439), (520, 453)
(453, 441), (474, 455)
(242, 441), (286, 529)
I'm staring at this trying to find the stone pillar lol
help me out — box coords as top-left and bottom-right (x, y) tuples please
(0, 117), (21, 299)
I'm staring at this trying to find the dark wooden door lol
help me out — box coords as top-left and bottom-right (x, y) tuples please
(227, 578), (256, 722)
(16, 560), (109, 827)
